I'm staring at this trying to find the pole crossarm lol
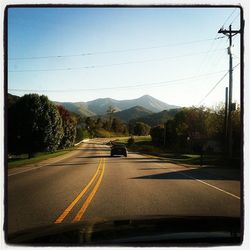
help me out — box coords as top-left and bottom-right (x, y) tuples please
(218, 28), (241, 35)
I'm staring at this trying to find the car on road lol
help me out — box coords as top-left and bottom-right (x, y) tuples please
(110, 144), (128, 157)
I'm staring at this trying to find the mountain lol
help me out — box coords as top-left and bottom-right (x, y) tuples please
(85, 98), (121, 115)
(54, 102), (95, 117)
(36, 94), (179, 118)
(86, 95), (179, 115)
(113, 106), (153, 122)
(129, 108), (181, 127)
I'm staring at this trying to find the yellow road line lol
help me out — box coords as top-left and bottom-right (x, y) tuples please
(72, 158), (106, 222)
(54, 158), (103, 224)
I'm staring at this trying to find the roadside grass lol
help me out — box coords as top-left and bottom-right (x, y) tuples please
(114, 135), (151, 144)
(94, 128), (128, 138)
(115, 136), (240, 167)
(8, 148), (75, 169)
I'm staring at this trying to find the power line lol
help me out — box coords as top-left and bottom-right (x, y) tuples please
(196, 8), (238, 75)
(8, 69), (228, 93)
(8, 48), (226, 73)
(8, 37), (225, 61)
(222, 8), (237, 28)
(230, 13), (240, 25)
(197, 63), (240, 105)
(196, 37), (226, 74)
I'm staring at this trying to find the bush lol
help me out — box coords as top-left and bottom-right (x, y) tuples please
(127, 136), (135, 146)
(8, 94), (64, 158)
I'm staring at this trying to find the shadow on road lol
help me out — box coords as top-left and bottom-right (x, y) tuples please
(131, 166), (240, 181)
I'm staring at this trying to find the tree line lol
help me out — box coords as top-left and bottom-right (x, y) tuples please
(84, 114), (151, 137)
(149, 105), (241, 155)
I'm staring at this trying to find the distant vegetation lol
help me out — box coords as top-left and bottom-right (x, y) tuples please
(129, 109), (179, 127)
(149, 106), (241, 156)
(7, 94), (241, 162)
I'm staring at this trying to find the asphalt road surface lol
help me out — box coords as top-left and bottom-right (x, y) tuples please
(7, 138), (241, 235)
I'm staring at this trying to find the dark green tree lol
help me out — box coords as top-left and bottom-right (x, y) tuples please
(111, 118), (128, 134)
(150, 125), (165, 145)
(85, 117), (95, 137)
(106, 105), (116, 130)
(8, 94), (63, 158)
(231, 106), (241, 155)
(133, 122), (151, 136)
(57, 105), (77, 149)
(164, 119), (177, 147)
(95, 118), (103, 129)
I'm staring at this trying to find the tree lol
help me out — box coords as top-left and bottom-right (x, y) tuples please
(164, 120), (177, 147)
(133, 122), (151, 136)
(205, 105), (224, 141)
(150, 125), (165, 145)
(111, 118), (128, 134)
(85, 117), (95, 137)
(57, 105), (77, 149)
(231, 106), (241, 155)
(95, 118), (103, 129)
(106, 105), (116, 130)
(8, 94), (63, 158)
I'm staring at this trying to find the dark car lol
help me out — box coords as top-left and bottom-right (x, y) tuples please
(111, 144), (127, 157)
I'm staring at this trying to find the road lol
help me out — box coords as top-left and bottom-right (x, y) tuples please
(7, 138), (241, 235)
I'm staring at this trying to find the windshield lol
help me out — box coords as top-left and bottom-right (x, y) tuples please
(6, 5), (243, 246)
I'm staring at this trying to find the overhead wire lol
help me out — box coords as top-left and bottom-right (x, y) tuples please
(230, 12), (240, 26)
(8, 69), (228, 93)
(204, 10), (241, 75)
(197, 63), (240, 106)
(8, 37), (224, 61)
(221, 8), (237, 28)
(196, 8), (238, 75)
(8, 48), (226, 73)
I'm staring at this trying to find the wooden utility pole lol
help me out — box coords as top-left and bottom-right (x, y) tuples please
(218, 25), (241, 157)
(224, 87), (228, 153)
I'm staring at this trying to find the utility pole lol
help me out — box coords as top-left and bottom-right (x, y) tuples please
(218, 25), (241, 157)
(224, 87), (228, 153)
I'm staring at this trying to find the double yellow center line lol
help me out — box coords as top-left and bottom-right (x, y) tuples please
(54, 158), (105, 224)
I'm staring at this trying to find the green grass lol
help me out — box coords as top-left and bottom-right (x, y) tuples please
(115, 136), (239, 167)
(94, 128), (128, 138)
(8, 148), (75, 169)
(114, 135), (151, 144)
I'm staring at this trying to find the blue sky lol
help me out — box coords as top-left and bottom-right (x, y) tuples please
(7, 7), (241, 107)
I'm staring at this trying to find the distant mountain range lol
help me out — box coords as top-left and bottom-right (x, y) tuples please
(113, 106), (154, 122)
(53, 101), (95, 117)
(8, 93), (181, 125)
(56, 95), (179, 117)
(129, 109), (180, 127)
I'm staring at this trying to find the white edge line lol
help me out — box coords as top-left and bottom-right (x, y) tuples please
(179, 172), (241, 200)
(152, 157), (241, 200)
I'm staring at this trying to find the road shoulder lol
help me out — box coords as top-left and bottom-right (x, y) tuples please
(7, 142), (89, 176)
